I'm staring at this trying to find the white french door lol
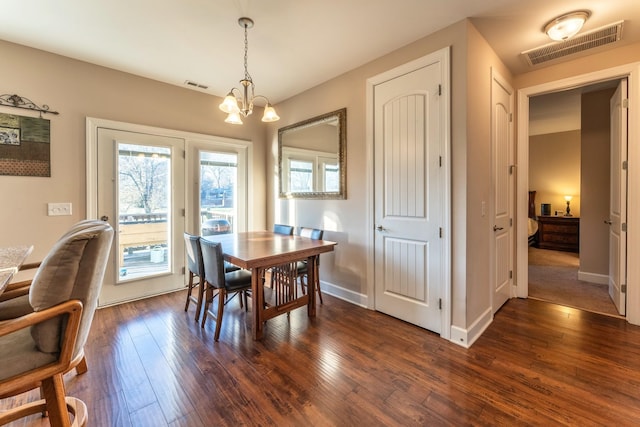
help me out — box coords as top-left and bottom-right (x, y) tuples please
(96, 128), (185, 306)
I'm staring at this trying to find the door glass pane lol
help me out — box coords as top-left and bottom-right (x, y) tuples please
(200, 151), (237, 236)
(118, 143), (171, 281)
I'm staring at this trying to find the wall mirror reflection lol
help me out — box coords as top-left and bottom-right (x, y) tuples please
(278, 108), (346, 199)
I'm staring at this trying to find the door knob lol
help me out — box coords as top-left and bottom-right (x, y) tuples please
(604, 219), (613, 225)
(100, 215), (109, 222)
(493, 225), (504, 231)
(376, 225), (385, 231)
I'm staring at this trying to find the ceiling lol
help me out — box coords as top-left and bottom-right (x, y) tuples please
(1, 0), (639, 104)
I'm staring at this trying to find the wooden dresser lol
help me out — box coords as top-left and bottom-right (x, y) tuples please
(536, 216), (580, 252)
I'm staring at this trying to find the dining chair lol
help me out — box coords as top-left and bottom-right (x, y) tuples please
(0, 220), (113, 427)
(296, 227), (325, 304)
(273, 224), (294, 235)
(184, 232), (205, 321)
(199, 239), (253, 341)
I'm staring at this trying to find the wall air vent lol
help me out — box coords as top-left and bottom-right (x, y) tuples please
(184, 80), (209, 90)
(522, 21), (624, 66)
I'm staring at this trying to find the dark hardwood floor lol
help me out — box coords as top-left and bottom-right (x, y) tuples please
(3, 291), (640, 426)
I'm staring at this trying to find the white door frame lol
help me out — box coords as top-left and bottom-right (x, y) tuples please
(365, 49), (452, 339)
(516, 63), (640, 325)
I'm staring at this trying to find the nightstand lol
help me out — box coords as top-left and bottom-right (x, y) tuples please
(536, 216), (580, 252)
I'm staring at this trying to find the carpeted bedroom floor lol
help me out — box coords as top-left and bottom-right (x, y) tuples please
(528, 246), (621, 317)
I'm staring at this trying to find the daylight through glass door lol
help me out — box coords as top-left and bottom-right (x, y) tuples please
(118, 143), (172, 281)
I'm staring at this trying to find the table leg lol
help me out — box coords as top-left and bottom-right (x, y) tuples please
(253, 266), (265, 340)
(307, 256), (317, 317)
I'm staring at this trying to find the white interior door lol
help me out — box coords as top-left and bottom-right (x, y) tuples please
(97, 128), (185, 306)
(373, 49), (449, 334)
(490, 69), (514, 313)
(609, 79), (628, 315)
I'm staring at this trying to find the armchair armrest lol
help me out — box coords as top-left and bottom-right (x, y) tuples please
(0, 299), (83, 395)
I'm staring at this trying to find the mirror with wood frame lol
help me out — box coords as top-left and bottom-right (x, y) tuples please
(278, 108), (346, 199)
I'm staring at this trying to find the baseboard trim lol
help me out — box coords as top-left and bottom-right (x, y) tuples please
(450, 307), (493, 348)
(320, 280), (368, 308)
(577, 270), (609, 285)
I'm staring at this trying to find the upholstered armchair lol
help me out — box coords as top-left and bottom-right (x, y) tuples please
(0, 220), (113, 426)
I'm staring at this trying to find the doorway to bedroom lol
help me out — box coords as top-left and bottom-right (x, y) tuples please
(527, 79), (624, 317)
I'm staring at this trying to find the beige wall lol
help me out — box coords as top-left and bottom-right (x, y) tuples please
(267, 20), (513, 331)
(580, 88), (616, 276)
(529, 130), (581, 217)
(0, 40), (267, 263)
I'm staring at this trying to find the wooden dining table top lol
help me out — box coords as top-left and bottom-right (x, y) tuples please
(203, 230), (337, 269)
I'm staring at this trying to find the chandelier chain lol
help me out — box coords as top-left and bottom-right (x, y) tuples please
(243, 22), (251, 82)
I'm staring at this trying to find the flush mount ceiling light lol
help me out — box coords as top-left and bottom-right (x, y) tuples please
(544, 10), (591, 41)
(219, 17), (280, 125)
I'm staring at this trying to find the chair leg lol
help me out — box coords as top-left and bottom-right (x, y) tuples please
(214, 289), (226, 341)
(194, 276), (205, 323)
(75, 356), (88, 375)
(184, 272), (194, 312)
(201, 283), (212, 329)
(41, 374), (72, 427)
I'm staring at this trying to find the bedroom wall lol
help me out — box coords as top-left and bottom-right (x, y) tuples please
(580, 87), (616, 277)
(529, 130), (581, 217)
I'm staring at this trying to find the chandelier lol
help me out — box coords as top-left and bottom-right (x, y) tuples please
(219, 17), (280, 125)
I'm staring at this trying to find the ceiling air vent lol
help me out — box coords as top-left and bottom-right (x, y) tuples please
(184, 80), (209, 90)
(522, 21), (624, 66)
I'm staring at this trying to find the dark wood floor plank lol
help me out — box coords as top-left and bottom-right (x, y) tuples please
(3, 293), (640, 426)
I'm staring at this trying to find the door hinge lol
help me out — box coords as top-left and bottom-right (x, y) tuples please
(622, 222), (627, 232)
(622, 160), (628, 170)
(510, 218), (513, 227)
(621, 284), (627, 294)
(438, 298), (442, 310)
(509, 165), (516, 175)
(509, 270), (513, 279)
(181, 208), (186, 217)
(439, 156), (442, 167)
(438, 84), (442, 96)
(509, 113), (513, 122)
(182, 150), (186, 159)
(622, 98), (629, 109)
(439, 227), (443, 238)
(181, 266), (185, 275)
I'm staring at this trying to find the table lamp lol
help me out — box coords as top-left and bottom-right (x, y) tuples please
(564, 195), (572, 216)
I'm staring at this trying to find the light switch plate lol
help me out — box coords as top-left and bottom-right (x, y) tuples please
(48, 202), (72, 216)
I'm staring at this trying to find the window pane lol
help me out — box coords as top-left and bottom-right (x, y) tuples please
(118, 143), (171, 281)
(200, 151), (237, 235)
(289, 159), (313, 192)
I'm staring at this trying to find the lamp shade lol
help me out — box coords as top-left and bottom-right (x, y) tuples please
(224, 111), (243, 125)
(219, 93), (240, 114)
(261, 104), (280, 122)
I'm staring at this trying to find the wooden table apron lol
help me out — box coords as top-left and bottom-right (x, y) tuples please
(203, 231), (336, 340)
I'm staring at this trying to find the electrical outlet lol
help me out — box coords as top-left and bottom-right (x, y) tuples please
(47, 202), (72, 216)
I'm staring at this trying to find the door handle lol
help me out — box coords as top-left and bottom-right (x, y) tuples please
(100, 215), (109, 222)
(604, 219), (613, 225)
(376, 225), (385, 232)
(493, 225), (503, 231)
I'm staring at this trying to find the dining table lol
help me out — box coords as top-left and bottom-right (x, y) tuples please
(0, 245), (34, 295)
(204, 231), (337, 340)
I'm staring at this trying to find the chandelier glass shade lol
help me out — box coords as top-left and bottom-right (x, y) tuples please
(219, 17), (280, 124)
